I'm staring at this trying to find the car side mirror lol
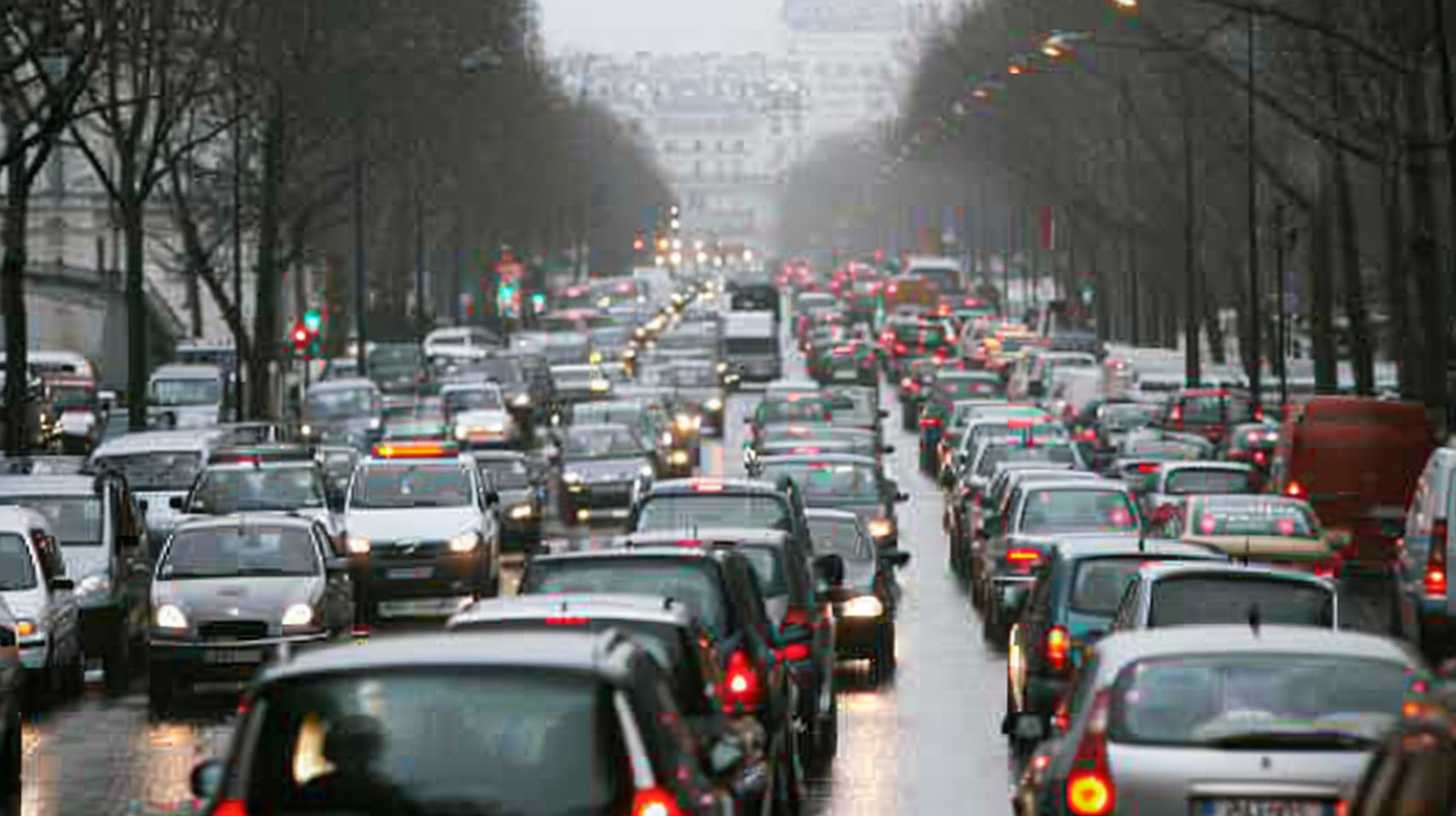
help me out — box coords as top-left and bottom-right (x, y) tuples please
(49, 577), (74, 592)
(814, 553), (845, 587)
(1004, 712), (1048, 744)
(882, 444), (895, 454)
(168, 496), (184, 510)
(137, 499), (149, 512)
(880, 549), (911, 568)
(895, 491), (909, 503)
(325, 556), (349, 573)
(190, 759), (225, 800)
(486, 489), (501, 507)
(0, 627), (14, 648)
(119, 533), (142, 550)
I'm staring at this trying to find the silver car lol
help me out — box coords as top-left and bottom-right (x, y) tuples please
(1014, 626), (1429, 816)
(0, 507), (82, 703)
(1110, 562), (1338, 632)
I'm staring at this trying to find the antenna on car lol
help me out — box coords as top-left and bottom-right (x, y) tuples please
(1247, 603), (1261, 636)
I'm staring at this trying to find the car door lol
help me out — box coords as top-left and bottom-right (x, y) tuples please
(312, 523), (351, 633)
(32, 528), (78, 662)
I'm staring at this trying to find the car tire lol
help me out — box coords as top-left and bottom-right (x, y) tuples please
(982, 606), (1009, 651)
(901, 408), (915, 433)
(102, 627), (131, 695)
(147, 666), (173, 715)
(772, 731), (803, 816)
(815, 689), (838, 768)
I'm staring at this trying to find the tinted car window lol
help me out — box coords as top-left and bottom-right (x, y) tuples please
(350, 464), (472, 509)
(150, 378), (219, 406)
(0, 534), (36, 589)
(244, 671), (627, 815)
(739, 545), (787, 597)
(306, 388), (377, 419)
(477, 459), (531, 490)
(1069, 559), (1144, 615)
(1166, 469), (1253, 495)
(523, 559), (729, 634)
(191, 468), (325, 513)
(1019, 489), (1138, 534)
(976, 445), (1078, 478)
(0, 495), (102, 546)
(562, 428), (642, 458)
(443, 388), (503, 413)
(1148, 577), (1333, 628)
(761, 462), (879, 502)
(93, 451), (202, 491)
(635, 495), (790, 533)
(160, 527), (318, 579)
(1193, 500), (1319, 538)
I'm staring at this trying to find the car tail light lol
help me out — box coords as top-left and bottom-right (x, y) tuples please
(545, 615), (590, 626)
(894, 342), (908, 355)
(1285, 480), (1304, 497)
(779, 642), (810, 662)
(721, 649), (763, 713)
(1313, 554), (1343, 580)
(1044, 625), (1070, 673)
(691, 481), (724, 493)
(1135, 462), (1160, 474)
(1076, 428), (1097, 442)
(632, 787), (684, 816)
(1065, 690), (1116, 816)
(919, 416), (942, 429)
(212, 801), (248, 816)
(1425, 523), (1448, 598)
(1253, 450), (1268, 466)
(1006, 548), (1042, 572)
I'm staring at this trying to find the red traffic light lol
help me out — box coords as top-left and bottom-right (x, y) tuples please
(289, 321), (310, 352)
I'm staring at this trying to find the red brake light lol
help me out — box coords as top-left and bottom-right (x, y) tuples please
(212, 801), (248, 816)
(1135, 462), (1161, 474)
(545, 615), (590, 626)
(692, 482), (725, 493)
(1077, 428), (1097, 442)
(1286, 480), (1304, 498)
(632, 787), (684, 816)
(782, 607), (809, 628)
(779, 642), (811, 662)
(1065, 690), (1116, 816)
(1425, 521), (1448, 598)
(722, 649), (763, 713)
(919, 417), (943, 429)
(1169, 405), (1183, 424)
(1007, 548), (1042, 564)
(894, 342), (908, 355)
(791, 446), (821, 455)
(1044, 625), (1070, 673)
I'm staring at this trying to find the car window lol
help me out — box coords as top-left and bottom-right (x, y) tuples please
(562, 427), (642, 458)
(635, 494), (790, 534)
(1018, 489), (1138, 534)
(762, 462), (880, 503)
(522, 558), (729, 635)
(1069, 559), (1144, 616)
(808, 517), (872, 561)
(349, 464), (472, 509)
(975, 444), (1079, 479)
(477, 459), (531, 490)
(0, 534), (37, 590)
(149, 378), (219, 406)
(93, 451), (202, 492)
(1192, 500), (1319, 539)
(244, 670), (628, 815)
(160, 527), (319, 579)
(306, 387), (378, 419)
(738, 545), (787, 597)
(1165, 469), (1253, 495)
(0, 495), (103, 546)
(1148, 576), (1334, 628)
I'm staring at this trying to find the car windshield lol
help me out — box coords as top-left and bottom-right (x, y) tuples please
(190, 468), (325, 513)
(808, 517), (873, 562)
(0, 495), (103, 546)
(757, 400), (828, 425)
(636, 494), (790, 534)
(0, 534), (35, 590)
(443, 388), (503, 413)
(477, 458), (531, 490)
(51, 384), (95, 410)
(1110, 655), (1409, 748)
(976, 444), (1078, 478)
(306, 388), (377, 419)
(763, 462), (880, 503)
(477, 357), (525, 385)
(524, 558), (729, 635)
(1101, 404), (1159, 431)
(93, 451), (202, 491)
(1193, 500), (1320, 539)
(369, 345), (421, 374)
(1180, 396), (1225, 424)
(245, 670), (628, 815)
(1166, 469), (1253, 495)
(1149, 576), (1334, 628)
(159, 527), (318, 579)
(562, 427), (642, 459)
(149, 377), (219, 406)
(662, 365), (717, 387)
(350, 464), (472, 509)
(724, 337), (775, 355)
(1070, 558), (1146, 616)
(571, 404), (640, 426)
(1020, 489), (1138, 534)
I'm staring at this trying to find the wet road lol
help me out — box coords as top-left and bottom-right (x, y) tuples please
(25, 345), (1013, 815)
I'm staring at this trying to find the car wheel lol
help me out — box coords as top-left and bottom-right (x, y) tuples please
(0, 709), (19, 799)
(102, 627), (131, 695)
(813, 687), (838, 770)
(147, 666), (173, 715)
(772, 730), (804, 816)
(983, 606), (1009, 650)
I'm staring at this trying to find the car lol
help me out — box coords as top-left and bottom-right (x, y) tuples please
(1081, 400), (1160, 469)
(298, 378), (383, 449)
(629, 478), (814, 566)
(468, 451), (543, 553)
(576, 395), (686, 477)
(1346, 697), (1456, 815)
(378, 400), (451, 443)
(1138, 460), (1259, 525)
(313, 444), (359, 497)
(754, 454), (907, 548)
(978, 479), (1141, 646)
(47, 375), (104, 454)
(551, 423), (655, 526)
(652, 359), (727, 437)
(342, 442), (502, 620)
(1109, 561), (1338, 632)
(440, 381), (518, 449)
(753, 425), (891, 466)
(519, 545), (805, 811)
(1004, 538), (1224, 755)
(146, 363), (225, 430)
(89, 428), (228, 554)
(0, 473), (149, 694)
(943, 412), (1065, 490)
(1011, 626), (1430, 816)
(820, 385), (885, 435)
(423, 325), (500, 362)
(897, 357), (948, 431)
(549, 363), (613, 407)
(745, 394), (831, 448)
(174, 456), (345, 553)
(147, 514), (354, 711)
(934, 402), (1053, 475)
(0, 506), (81, 707)
(806, 509), (909, 683)
(1157, 387), (1256, 445)
(1220, 420), (1279, 472)
(366, 342), (427, 395)
(187, 629), (740, 815)
(1156, 493), (1346, 577)
(1404, 444), (1456, 661)
(947, 462), (1078, 578)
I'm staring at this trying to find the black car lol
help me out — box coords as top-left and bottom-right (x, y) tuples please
(806, 509), (909, 683)
(148, 515), (355, 711)
(519, 545), (804, 813)
(174, 458), (345, 553)
(367, 343), (427, 395)
(299, 378), (383, 449)
(469, 450), (543, 552)
(188, 629), (737, 815)
(0, 473), (149, 694)
(448, 594), (774, 813)
(552, 423), (654, 526)
(754, 454), (908, 549)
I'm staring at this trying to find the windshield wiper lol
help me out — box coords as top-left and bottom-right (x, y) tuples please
(1206, 729), (1377, 750)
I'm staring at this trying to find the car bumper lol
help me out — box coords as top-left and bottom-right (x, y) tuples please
(18, 637), (46, 671)
(361, 554), (489, 603)
(565, 481), (637, 512)
(833, 615), (884, 657)
(149, 632), (330, 670)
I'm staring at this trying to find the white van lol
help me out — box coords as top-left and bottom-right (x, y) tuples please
(721, 311), (780, 383)
(147, 364), (225, 429)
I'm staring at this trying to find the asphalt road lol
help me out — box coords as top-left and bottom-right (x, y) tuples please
(21, 346), (1015, 815)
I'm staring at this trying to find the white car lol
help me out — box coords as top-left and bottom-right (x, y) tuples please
(0, 507), (82, 704)
(441, 382), (517, 448)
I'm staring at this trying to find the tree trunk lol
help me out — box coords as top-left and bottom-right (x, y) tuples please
(250, 96), (283, 420)
(1326, 35), (1373, 395)
(186, 263), (203, 339)
(124, 202), (148, 431)
(1381, 127), (1417, 398)
(1308, 157), (1337, 394)
(1405, 59), (1444, 412)
(2, 152), (29, 455)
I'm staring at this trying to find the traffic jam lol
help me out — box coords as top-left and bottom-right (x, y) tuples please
(0, 258), (1453, 815)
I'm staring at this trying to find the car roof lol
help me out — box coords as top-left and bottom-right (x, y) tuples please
(449, 594), (695, 629)
(150, 363), (220, 379)
(756, 453), (879, 468)
(621, 528), (790, 547)
(0, 474), (97, 497)
(172, 513), (316, 533)
(469, 450), (527, 463)
(92, 429), (224, 456)
(308, 377), (378, 392)
(1052, 536), (1226, 561)
(1020, 478), (1125, 493)
(804, 508), (859, 523)
(647, 478), (783, 495)
(531, 544), (724, 565)
(258, 629), (643, 687)
(1136, 560), (1332, 586)
(1092, 625), (1420, 674)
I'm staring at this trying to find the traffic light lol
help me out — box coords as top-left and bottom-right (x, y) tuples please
(289, 320), (310, 356)
(633, 231), (646, 252)
(303, 308), (322, 334)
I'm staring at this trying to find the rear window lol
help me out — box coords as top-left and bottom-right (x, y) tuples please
(522, 558), (730, 635)
(1148, 576), (1333, 628)
(739, 545), (787, 597)
(1070, 559), (1145, 615)
(244, 670), (628, 815)
(93, 451), (202, 491)
(976, 445), (1079, 478)
(1165, 469), (1254, 496)
(1109, 655), (1409, 748)
(1180, 396), (1225, 424)
(1194, 500), (1319, 539)
(1020, 489), (1138, 534)
(635, 494), (790, 536)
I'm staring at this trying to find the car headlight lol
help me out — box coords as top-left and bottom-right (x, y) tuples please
(281, 603), (315, 628)
(705, 398), (723, 412)
(368, 417), (382, 430)
(669, 449), (690, 465)
(346, 536), (371, 554)
(78, 573), (111, 596)
(716, 362), (728, 374)
(639, 464), (655, 479)
(300, 424), (313, 437)
(589, 379), (610, 393)
(842, 595), (884, 619)
(511, 393), (531, 408)
(454, 426), (470, 441)
(660, 431), (673, 446)
(675, 414), (700, 431)
(448, 532), (479, 553)
(563, 471), (583, 485)
(867, 517), (895, 539)
(155, 604), (187, 631)
(508, 503), (535, 520)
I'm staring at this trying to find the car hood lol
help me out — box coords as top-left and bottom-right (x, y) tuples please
(344, 506), (480, 541)
(562, 457), (650, 480)
(152, 575), (324, 620)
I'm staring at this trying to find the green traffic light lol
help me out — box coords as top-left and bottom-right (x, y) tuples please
(303, 308), (322, 333)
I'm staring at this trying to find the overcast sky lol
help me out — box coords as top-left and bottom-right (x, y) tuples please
(537, 0), (784, 55)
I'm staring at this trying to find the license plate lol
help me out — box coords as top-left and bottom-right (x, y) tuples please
(1197, 799), (1332, 816)
(388, 566), (432, 580)
(203, 648), (263, 665)
(834, 369), (858, 380)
